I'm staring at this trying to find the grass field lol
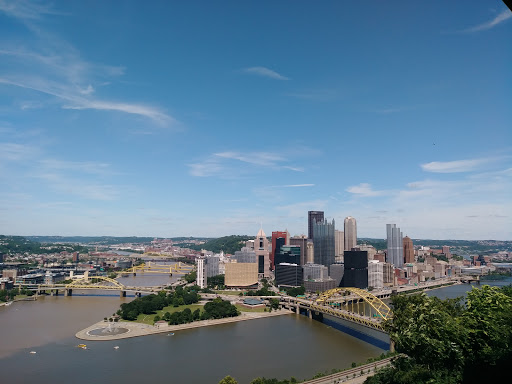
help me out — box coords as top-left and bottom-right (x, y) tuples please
(214, 290), (244, 296)
(234, 304), (266, 313)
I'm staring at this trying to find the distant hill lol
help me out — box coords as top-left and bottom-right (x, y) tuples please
(188, 235), (253, 255)
(26, 236), (154, 245)
(0, 235), (88, 255)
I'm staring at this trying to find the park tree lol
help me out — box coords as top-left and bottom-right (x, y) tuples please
(218, 375), (237, 384)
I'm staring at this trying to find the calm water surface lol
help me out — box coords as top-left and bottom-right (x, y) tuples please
(2, 277), (509, 383)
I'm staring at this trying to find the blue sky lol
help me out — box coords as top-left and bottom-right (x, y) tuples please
(0, 1), (511, 240)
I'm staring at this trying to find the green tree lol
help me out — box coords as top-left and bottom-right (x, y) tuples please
(218, 375), (238, 384)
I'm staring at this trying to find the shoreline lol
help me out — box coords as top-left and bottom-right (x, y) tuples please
(76, 309), (291, 341)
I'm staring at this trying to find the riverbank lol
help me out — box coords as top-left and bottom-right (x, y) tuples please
(76, 309), (291, 341)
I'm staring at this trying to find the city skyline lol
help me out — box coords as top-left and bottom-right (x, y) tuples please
(0, 1), (511, 240)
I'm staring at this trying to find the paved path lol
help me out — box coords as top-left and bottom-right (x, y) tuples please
(76, 310), (290, 341)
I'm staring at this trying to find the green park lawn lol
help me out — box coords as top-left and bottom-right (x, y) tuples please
(134, 304), (204, 325)
(234, 303), (266, 313)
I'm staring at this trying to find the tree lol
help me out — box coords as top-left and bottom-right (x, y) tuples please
(218, 376), (238, 384)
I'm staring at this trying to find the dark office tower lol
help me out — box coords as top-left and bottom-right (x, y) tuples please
(290, 235), (308, 265)
(341, 250), (368, 289)
(275, 263), (303, 287)
(274, 245), (301, 266)
(271, 231), (289, 270)
(0, 253), (4, 263)
(308, 211), (324, 241)
(312, 218), (335, 270)
(403, 236), (414, 264)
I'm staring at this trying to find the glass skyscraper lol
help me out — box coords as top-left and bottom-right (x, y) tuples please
(312, 218), (335, 270)
(386, 224), (404, 268)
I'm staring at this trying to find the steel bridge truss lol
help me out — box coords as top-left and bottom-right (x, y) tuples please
(124, 262), (194, 275)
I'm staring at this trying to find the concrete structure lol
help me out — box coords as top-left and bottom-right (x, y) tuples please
(368, 261), (384, 289)
(224, 261), (258, 287)
(383, 263), (394, 286)
(196, 258), (206, 288)
(313, 218), (335, 270)
(254, 228), (270, 278)
(205, 255), (220, 277)
(271, 231), (289, 270)
(403, 236), (414, 264)
(344, 216), (357, 251)
(306, 241), (314, 264)
(335, 230), (344, 260)
(329, 263), (344, 286)
(304, 278), (336, 293)
(358, 244), (377, 261)
(290, 235), (309, 266)
(442, 246), (451, 258)
(303, 263), (329, 281)
(386, 224), (404, 268)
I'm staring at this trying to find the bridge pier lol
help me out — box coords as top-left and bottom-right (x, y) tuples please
(308, 309), (312, 319)
(120, 290), (126, 297)
(51, 289), (59, 296)
(133, 273), (137, 276)
(135, 292), (141, 298)
(65, 288), (72, 297)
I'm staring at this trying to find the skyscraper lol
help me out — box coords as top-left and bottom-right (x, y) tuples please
(403, 236), (414, 264)
(387, 224), (404, 268)
(335, 229), (344, 259)
(254, 228), (270, 278)
(290, 235), (308, 266)
(271, 230), (289, 270)
(313, 218), (335, 270)
(308, 211), (324, 241)
(344, 216), (357, 251)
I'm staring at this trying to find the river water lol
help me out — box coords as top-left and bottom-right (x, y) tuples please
(1, 276), (510, 384)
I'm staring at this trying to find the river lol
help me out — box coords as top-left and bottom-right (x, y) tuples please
(1, 276), (509, 384)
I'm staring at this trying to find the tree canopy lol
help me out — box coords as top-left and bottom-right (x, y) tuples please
(366, 285), (512, 384)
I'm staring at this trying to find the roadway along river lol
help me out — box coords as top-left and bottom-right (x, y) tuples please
(1, 276), (510, 384)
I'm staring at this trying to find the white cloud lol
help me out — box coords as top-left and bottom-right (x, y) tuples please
(0, 0), (59, 20)
(242, 66), (289, 80)
(346, 183), (385, 197)
(461, 9), (512, 33)
(421, 158), (495, 173)
(214, 151), (286, 167)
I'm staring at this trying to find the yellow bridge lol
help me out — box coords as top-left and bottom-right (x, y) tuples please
(283, 288), (392, 331)
(34, 275), (162, 297)
(124, 262), (194, 276)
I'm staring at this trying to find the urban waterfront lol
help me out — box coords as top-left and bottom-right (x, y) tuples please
(2, 279), (510, 384)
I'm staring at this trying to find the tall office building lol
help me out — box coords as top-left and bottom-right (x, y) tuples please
(344, 216), (357, 251)
(387, 224), (404, 268)
(196, 258), (207, 288)
(335, 230), (344, 259)
(403, 236), (414, 264)
(312, 218), (335, 270)
(271, 231), (289, 270)
(226, 247), (258, 287)
(274, 245), (301, 266)
(340, 250), (368, 289)
(254, 228), (270, 278)
(290, 235), (308, 266)
(308, 211), (324, 241)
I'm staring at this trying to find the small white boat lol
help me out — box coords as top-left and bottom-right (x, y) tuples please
(114, 346), (119, 349)
(30, 351), (36, 354)
(5, 301), (13, 306)
(167, 332), (175, 336)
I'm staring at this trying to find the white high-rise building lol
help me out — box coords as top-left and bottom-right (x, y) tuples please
(196, 257), (207, 288)
(335, 229), (344, 259)
(368, 261), (384, 288)
(386, 224), (404, 268)
(344, 216), (357, 251)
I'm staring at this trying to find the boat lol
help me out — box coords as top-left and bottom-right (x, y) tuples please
(114, 346), (119, 349)
(167, 332), (175, 336)
(5, 301), (13, 306)
(30, 351), (36, 354)
(77, 344), (87, 349)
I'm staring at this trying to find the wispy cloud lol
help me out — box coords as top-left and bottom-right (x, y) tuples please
(421, 157), (497, 173)
(346, 183), (385, 197)
(242, 66), (289, 80)
(189, 150), (305, 177)
(460, 9), (512, 33)
(287, 89), (336, 101)
(0, 9), (176, 127)
(0, 0), (60, 21)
